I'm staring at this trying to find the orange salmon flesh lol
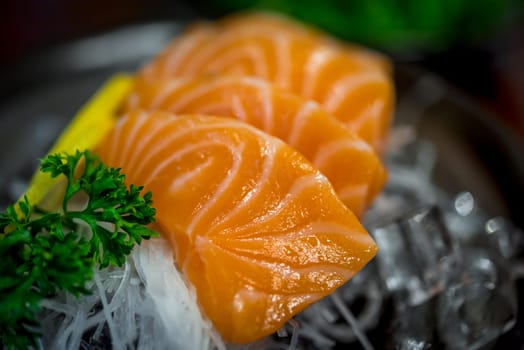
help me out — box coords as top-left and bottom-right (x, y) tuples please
(95, 111), (378, 343)
(134, 13), (395, 153)
(126, 75), (387, 216)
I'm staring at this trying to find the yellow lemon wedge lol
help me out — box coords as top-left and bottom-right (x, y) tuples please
(21, 74), (134, 210)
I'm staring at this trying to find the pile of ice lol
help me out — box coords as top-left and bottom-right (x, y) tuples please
(276, 131), (523, 350)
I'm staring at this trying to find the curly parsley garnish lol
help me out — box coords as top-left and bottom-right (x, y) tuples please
(0, 150), (157, 349)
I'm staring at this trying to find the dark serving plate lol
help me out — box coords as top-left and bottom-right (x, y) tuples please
(0, 21), (523, 349)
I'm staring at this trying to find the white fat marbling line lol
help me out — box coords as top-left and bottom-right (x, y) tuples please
(209, 241), (356, 290)
(230, 93), (248, 122)
(159, 76), (270, 122)
(119, 111), (149, 168)
(301, 47), (337, 99)
(131, 118), (251, 180)
(107, 111), (137, 166)
(203, 44), (268, 79)
(214, 140), (279, 229)
(180, 38), (220, 76)
(148, 79), (187, 109)
(323, 71), (386, 113)
(229, 219), (370, 251)
(141, 139), (222, 187)
(347, 99), (385, 151)
(308, 222), (375, 247)
(248, 45), (270, 79)
(130, 119), (210, 181)
(123, 115), (169, 175)
(265, 173), (330, 219)
(238, 76), (272, 88)
(186, 139), (246, 236)
(162, 28), (214, 77)
(258, 80), (274, 133)
(158, 79), (222, 112)
(287, 101), (319, 147)
(218, 173), (329, 238)
(337, 183), (369, 211)
(347, 99), (385, 130)
(312, 138), (372, 168)
(179, 29), (264, 76)
(180, 29), (291, 76)
(274, 35), (292, 89)
(169, 157), (214, 194)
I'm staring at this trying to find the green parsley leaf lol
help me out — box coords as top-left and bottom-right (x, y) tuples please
(0, 150), (157, 349)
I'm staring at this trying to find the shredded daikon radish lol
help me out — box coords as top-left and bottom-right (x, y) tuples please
(136, 238), (221, 350)
(39, 237), (219, 350)
(36, 222), (374, 350)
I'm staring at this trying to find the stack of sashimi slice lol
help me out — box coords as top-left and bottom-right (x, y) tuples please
(95, 12), (394, 345)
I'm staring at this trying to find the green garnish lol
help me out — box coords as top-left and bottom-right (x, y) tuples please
(0, 150), (157, 349)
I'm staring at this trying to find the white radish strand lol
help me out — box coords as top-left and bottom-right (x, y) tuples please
(39, 237), (217, 350)
(136, 238), (220, 350)
(330, 290), (375, 350)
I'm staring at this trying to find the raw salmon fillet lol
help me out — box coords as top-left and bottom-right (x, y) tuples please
(135, 13), (395, 152)
(217, 12), (392, 74)
(125, 75), (386, 216)
(95, 111), (378, 343)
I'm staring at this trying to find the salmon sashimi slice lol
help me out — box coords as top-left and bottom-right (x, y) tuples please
(125, 75), (386, 216)
(135, 14), (395, 152)
(95, 111), (378, 344)
(216, 12), (392, 74)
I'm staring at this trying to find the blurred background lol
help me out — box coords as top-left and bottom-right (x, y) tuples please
(1, 2), (524, 348)
(1, 0), (524, 137)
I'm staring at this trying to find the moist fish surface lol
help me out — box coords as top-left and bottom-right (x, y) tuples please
(134, 13), (395, 152)
(95, 111), (378, 343)
(125, 75), (386, 216)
